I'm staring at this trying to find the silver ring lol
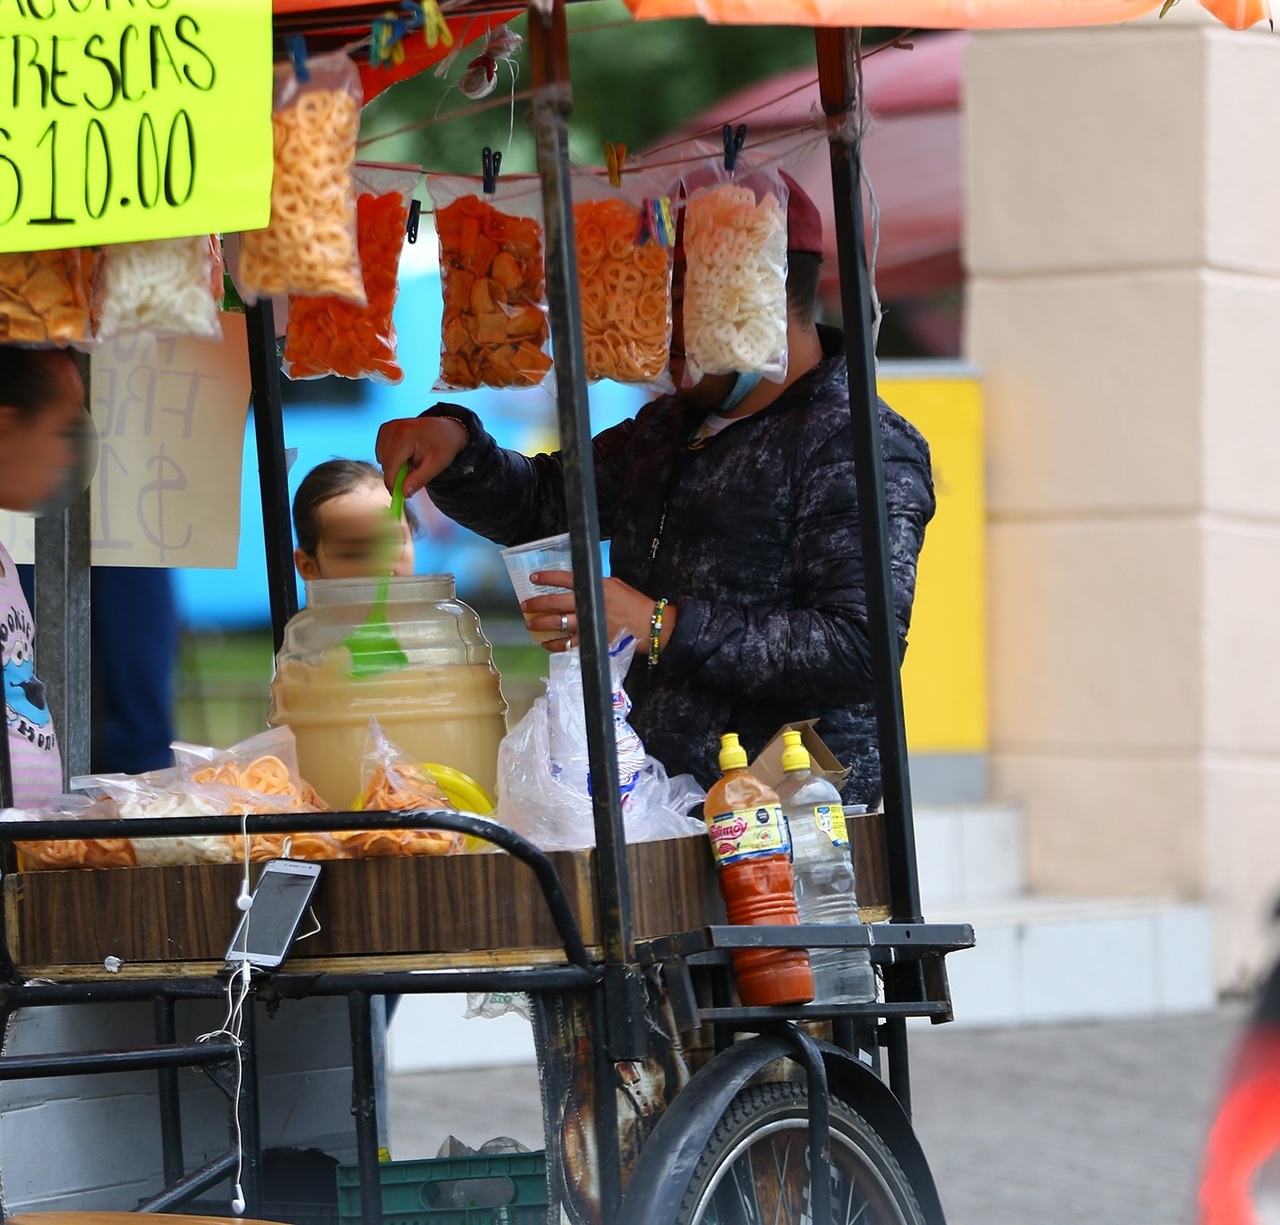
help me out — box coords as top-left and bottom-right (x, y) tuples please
(560, 614), (569, 633)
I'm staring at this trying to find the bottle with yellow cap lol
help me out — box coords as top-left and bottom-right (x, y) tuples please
(774, 729), (876, 1003)
(704, 732), (814, 1007)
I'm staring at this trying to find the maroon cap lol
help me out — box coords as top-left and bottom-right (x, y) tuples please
(780, 172), (824, 257)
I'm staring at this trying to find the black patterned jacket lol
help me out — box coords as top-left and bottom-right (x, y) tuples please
(425, 329), (935, 804)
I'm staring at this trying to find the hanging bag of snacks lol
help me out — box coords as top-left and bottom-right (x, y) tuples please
(0, 249), (94, 347)
(679, 129), (790, 386)
(426, 155), (553, 391)
(237, 51), (366, 306)
(282, 163), (420, 384)
(95, 236), (224, 342)
(573, 154), (678, 393)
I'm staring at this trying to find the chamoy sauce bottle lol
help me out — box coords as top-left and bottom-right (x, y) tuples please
(774, 730), (876, 1004)
(705, 733), (814, 1007)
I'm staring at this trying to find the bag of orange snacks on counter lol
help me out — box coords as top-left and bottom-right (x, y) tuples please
(426, 174), (552, 391)
(343, 719), (463, 858)
(283, 164), (420, 384)
(6, 796), (137, 871)
(171, 727), (340, 862)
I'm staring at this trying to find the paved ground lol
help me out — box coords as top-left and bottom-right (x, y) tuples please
(387, 1004), (1247, 1225)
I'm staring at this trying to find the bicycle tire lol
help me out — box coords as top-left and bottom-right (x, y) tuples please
(674, 1079), (928, 1225)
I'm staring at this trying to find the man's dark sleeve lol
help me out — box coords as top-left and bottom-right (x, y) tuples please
(657, 425), (935, 704)
(422, 404), (636, 547)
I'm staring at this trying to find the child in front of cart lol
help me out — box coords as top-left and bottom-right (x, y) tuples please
(0, 346), (92, 807)
(292, 459), (417, 581)
(290, 459), (419, 1044)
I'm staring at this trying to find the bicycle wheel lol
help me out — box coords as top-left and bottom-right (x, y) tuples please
(675, 1080), (927, 1225)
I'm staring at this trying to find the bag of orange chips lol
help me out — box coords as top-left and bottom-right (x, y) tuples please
(573, 168), (676, 392)
(283, 164), (420, 384)
(238, 51), (365, 306)
(0, 249), (94, 346)
(426, 174), (553, 391)
(344, 719), (462, 858)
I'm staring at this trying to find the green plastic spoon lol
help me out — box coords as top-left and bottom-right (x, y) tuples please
(342, 464), (411, 679)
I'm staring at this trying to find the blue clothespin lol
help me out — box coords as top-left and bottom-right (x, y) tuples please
(285, 35), (310, 84)
(722, 123), (747, 173)
(400, 0), (427, 27)
(482, 147), (502, 194)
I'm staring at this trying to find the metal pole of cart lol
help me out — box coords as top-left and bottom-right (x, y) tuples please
(816, 27), (924, 1118)
(528, 2), (640, 1214)
(527, 0), (646, 1054)
(246, 300), (300, 652)
(33, 349), (94, 789)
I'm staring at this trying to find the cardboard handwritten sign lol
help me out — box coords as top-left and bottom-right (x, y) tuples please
(0, 0), (273, 252)
(0, 312), (252, 568)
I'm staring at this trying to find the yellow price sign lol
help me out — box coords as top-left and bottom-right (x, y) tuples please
(0, 0), (274, 252)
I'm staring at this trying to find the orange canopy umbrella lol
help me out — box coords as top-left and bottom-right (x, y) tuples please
(622, 0), (1269, 29)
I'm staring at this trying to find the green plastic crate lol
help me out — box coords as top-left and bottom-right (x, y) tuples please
(336, 1152), (549, 1225)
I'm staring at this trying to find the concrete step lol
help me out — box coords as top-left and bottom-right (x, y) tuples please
(914, 800), (1025, 907)
(925, 894), (1216, 1027)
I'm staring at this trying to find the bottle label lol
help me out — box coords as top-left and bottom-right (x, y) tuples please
(813, 803), (849, 847)
(707, 804), (789, 866)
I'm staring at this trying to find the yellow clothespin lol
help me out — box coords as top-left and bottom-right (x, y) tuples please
(605, 142), (627, 190)
(421, 0), (454, 50)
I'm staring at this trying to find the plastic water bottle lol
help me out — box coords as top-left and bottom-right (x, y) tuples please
(774, 730), (876, 1004)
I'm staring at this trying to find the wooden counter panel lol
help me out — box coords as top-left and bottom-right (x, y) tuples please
(3, 837), (714, 972)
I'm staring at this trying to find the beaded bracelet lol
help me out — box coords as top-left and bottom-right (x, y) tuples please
(648, 598), (669, 668)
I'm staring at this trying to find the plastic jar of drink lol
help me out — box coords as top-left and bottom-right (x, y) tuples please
(268, 575), (508, 809)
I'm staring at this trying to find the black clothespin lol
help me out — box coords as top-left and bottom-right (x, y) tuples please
(482, 147), (502, 195)
(722, 123), (747, 173)
(285, 35), (311, 84)
(406, 198), (422, 244)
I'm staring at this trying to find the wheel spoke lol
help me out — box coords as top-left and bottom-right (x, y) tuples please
(772, 1133), (793, 1225)
(680, 1084), (921, 1225)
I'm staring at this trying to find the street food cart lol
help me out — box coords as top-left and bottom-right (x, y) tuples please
(0, 0), (1260, 1222)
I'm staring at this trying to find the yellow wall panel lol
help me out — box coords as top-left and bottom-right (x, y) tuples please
(880, 366), (988, 755)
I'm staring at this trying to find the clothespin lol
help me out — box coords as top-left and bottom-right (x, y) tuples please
(482, 146), (502, 194)
(638, 197), (675, 248)
(285, 36), (310, 84)
(370, 17), (408, 68)
(419, 0), (455, 50)
(406, 198), (422, 245)
(654, 196), (676, 248)
(639, 198), (657, 246)
(722, 123), (747, 173)
(605, 142), (627, 190)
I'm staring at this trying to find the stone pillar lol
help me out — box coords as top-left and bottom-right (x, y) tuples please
(965, 24), (1280, 988)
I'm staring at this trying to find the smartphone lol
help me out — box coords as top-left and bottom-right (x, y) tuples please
(225, 859), (323, 970)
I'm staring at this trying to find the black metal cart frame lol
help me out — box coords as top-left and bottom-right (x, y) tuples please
(1, 5), (974, 1223)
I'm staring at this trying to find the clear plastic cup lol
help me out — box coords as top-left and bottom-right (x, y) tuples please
(500, 533), (573, 643)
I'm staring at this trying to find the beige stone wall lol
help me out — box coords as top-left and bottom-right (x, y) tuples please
(965, 25), (1280, 988)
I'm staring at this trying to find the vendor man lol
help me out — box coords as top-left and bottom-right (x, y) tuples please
(376, 178), (935, 805)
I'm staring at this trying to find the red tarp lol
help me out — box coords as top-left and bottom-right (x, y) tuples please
(271, 2), (523, 102)
(652, 32), (966, 305)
